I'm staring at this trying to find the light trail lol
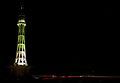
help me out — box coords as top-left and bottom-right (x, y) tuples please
(32, 75), (120, 80)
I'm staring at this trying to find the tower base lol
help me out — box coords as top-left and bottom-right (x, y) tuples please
(9, 65), (31, 80)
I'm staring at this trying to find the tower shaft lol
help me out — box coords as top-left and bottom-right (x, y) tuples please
(14, 17), (28, 66)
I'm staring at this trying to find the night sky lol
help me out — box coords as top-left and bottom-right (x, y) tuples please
(104, 8), (112, 16)
(0, 0), (119, 76)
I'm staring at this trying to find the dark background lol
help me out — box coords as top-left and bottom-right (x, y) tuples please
(104, 8), (112, 16)
(0, 0), (119, 77)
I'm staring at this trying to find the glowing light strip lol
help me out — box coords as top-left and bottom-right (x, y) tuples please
(32, 75), (120, 80)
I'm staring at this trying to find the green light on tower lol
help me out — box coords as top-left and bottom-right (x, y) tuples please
(14, 15), (28, 66)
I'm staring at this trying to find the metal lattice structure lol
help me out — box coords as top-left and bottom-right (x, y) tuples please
(14, 15), (28, 66)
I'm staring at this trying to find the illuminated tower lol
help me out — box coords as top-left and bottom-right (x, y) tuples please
(14, 15), (28, 66)
(9, 2), (30, 79)
(14, 0), (28, 66)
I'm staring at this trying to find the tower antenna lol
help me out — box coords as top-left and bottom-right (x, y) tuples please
(20, 0), (24, 10)
(18, 0), (25, 16)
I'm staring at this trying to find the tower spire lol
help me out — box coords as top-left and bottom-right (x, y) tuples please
(21, 5), (23, 10)
(18, 0), (25, 16)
